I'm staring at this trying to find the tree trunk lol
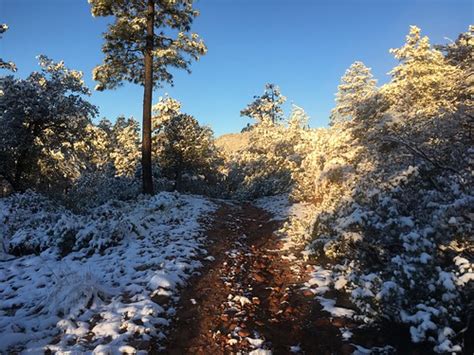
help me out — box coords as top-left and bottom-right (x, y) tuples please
(13, 149), (27, 190)
(141, 0), (155, 194)
(174, 160), (182, 192)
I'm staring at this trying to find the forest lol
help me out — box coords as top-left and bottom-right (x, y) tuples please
(0, 1), (473, 354)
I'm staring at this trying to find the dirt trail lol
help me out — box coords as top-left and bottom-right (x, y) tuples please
(162, 202), (349, 354)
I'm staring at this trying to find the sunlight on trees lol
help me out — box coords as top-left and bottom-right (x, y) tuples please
(241, 83), (287, 125)
(330, 61), (377, 125)
(0, 56), (97, 192)
(89, 0), (207, 194)
(0, 11), (472, 353)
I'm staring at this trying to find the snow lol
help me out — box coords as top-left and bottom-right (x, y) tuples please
(306, 266), (333, 294)
(340, 328), (353, 340)
(249, 349), (272, 355)
(290, 345), (302, 353)
(247, 337), (265, 347)
(352, 344), (396, 354)
(255, 194), (313, 223)
(255, 194), (316, 249)
(233, 295), (252, 307)
(0, 192), (215, 353)
(316, 297), (354, 318)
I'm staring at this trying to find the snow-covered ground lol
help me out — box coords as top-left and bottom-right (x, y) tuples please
(256, 194), (356, 318)
(255, 194), (316, 251)
(0, 192), (216, 353)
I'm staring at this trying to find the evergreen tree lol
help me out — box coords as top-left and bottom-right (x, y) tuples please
(155, 113), (220, 191)
(89, 0), (207, 194)
(435, 25), (473, 70)
(241, 83), (286, 124)
(0, 56), (97, 190)
(330, 61), (377, 125)
(152, 94), (182, 130)
(436, 25), (473, 137)
(110, 117), (141, 177)
(382, 26), (461, 118)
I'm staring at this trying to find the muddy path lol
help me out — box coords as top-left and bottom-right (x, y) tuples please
(161, 201), (350, 354)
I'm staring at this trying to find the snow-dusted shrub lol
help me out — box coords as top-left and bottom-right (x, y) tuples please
(0, 191), (75, 255)
(0, 191), (215, 352)
(44, 267), (111, 318)
(67, 168), (141, 210)
(291, 122), (369, 207)
(1, 191), (132, 256)
(308, 162), (472, 351)
(1, 190), (211, 259)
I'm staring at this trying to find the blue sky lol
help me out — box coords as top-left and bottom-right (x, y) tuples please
(1, 0), (472, 136)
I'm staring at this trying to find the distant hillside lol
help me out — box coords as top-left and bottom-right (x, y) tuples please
(215, 132), (250, 155)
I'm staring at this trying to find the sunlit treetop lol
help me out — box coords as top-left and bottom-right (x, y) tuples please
(384, 25), (462, 117)
(330, 61), (377, 124)
(241, 83), (287, 124)
(389, 25), (440, 63)
(152, 94), (182, 129)
(89, 0), (207, 91)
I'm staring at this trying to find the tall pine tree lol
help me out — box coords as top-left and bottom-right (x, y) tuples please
(89, 0), (206, 194)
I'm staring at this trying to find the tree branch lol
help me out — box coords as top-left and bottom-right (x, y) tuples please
(383, 136), (461, 175)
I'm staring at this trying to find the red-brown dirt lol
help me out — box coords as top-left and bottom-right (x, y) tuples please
(160, 201), (436, 355)
(160, 202), (350, 354)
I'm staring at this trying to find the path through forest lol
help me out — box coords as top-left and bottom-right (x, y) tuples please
(161, 201), (352, 354)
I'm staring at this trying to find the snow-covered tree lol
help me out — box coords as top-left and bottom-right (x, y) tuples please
(285, 27), (473, 353)
(436, 25), (474, 138)
(330, 61), (377, 125)
(0, 24), (16, 72)
(155, 113), (222, 192)
(152, 94), (182, 131)
(82, 116), (140, 177)
(382, 26), (461, 118)
(241, 83), (286, 124)
(110, 117), (141, 177)
(151, 95), (182, 168)
(0, 56), (97, 191)
(89, 0), (207, 194)
(436, 25), (473, 70)
(228, 104), (311, 198)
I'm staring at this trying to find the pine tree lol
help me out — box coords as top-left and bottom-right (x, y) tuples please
(241, 83), (286, 124)
(89, 0), (207, 194)
(152, 94), (182, 130)
(382, 26), (461, 118)
(110, 117), (141, 177)
(330, 61), (377, 125)
(0, 56), (97, 190)
(436, 25), (473, 137)
(436, 25), (474, 70)
(0, 24), (16, 72)
(155, 113), (220, 192)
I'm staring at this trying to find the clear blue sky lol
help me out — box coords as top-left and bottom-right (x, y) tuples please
(1, 0), (472, 136)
